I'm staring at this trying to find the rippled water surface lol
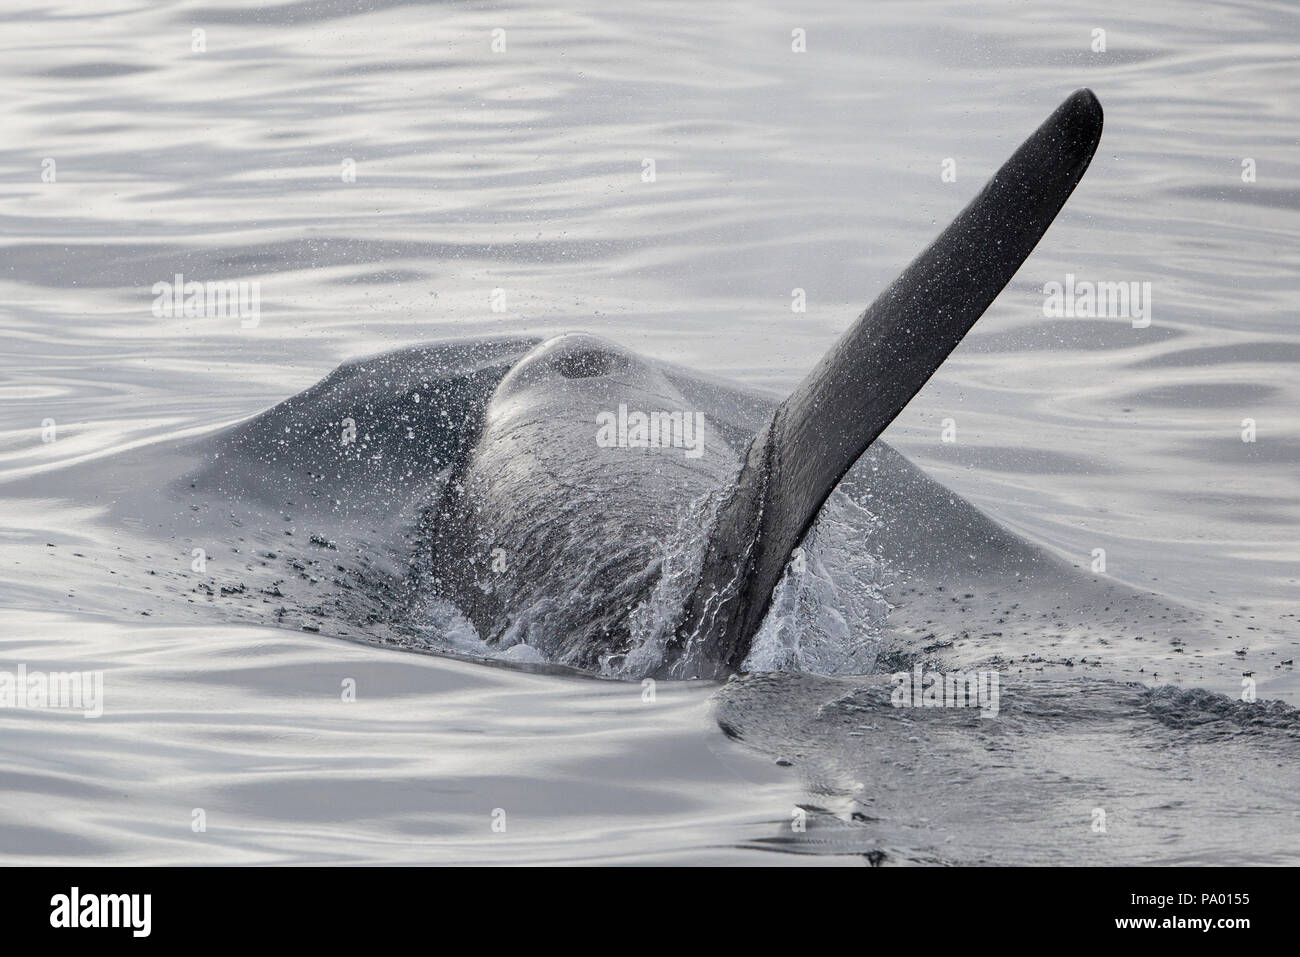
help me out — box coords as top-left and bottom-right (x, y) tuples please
(1, 0), (1297, 864)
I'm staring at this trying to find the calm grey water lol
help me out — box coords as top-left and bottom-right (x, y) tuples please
(0, 0), (1297, 864)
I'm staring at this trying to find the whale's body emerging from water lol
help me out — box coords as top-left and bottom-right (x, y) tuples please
(421, 89), (1105, 674)
(65, 90), (1144, 678)
(193, 89), (1113, 676)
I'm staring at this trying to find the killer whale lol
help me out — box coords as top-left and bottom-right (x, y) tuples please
(25, 89), (1134, 678)
(417, 89), (1105, 675)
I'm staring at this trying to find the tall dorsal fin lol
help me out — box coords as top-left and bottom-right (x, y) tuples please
(667, 89), (1104, 675)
